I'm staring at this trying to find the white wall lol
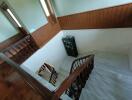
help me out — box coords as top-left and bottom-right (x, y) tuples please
(63, 28), (132, 55)
(0, 11), (18, 43)
(22, 28), (132, 72)
(22, 31), (67, 72)
(52, 0), (132, 16)
(7, 0), (48, 33)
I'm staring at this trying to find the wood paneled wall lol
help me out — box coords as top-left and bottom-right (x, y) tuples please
(32, 16), (61, 47)
(58, 3), (132, 29)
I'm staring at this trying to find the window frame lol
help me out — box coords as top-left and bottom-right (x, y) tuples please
(0, 2), (28, 35)
(0, 2), (27, 50)
(40, 0), (57, 24)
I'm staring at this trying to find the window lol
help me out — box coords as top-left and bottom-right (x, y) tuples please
(40, 0), (50, 17)
(0, 2), (22, 28)
(40, 0), (57, 24)
(7, 0), (48, 33)
(0, 11), (19, 43)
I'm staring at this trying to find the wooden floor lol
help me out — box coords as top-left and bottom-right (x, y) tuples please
(0, 64), (43, 100)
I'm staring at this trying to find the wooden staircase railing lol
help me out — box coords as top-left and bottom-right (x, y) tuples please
(52, 55), (94, 100)
(43, 63), (58, 85)
(67, 55), (94, 99)
(0, 53), (54, 100)
(0, 36), (94, 100)
(49, 68), (58, 86)
(0, 34), (38, 64)
(38, 63), (58, 86)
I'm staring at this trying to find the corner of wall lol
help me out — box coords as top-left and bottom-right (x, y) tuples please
(31, 17), (61, 47)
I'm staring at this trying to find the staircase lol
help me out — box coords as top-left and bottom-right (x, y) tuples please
(37, 63), (58, 86)
(2, 50), (131, 100)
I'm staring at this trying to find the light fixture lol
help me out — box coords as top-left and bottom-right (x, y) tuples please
(40, 0), (50, 16)
(7, 9), (22, 27)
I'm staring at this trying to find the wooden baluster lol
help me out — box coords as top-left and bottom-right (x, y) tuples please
(11, 47), (18, 62)
(24, 39), (34, 53)
(64, 55), (94, 100)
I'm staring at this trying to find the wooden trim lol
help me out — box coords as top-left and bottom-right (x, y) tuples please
(58, 3), (132, 29)
(32, 16), (61, 47)
(0, 53), (53, 99)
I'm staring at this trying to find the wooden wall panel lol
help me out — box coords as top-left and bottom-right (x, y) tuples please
(32, 17), (61, 47)
(58, 3), (132, 29)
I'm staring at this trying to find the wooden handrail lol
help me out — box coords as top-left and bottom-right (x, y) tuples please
(52, 55), (94, 100)
(0, 53), (54, 99)
(0, 34), (38, 64)
(70, 55), (92, 73)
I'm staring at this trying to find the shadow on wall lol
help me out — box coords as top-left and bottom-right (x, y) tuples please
(63, 28), (132, 55)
